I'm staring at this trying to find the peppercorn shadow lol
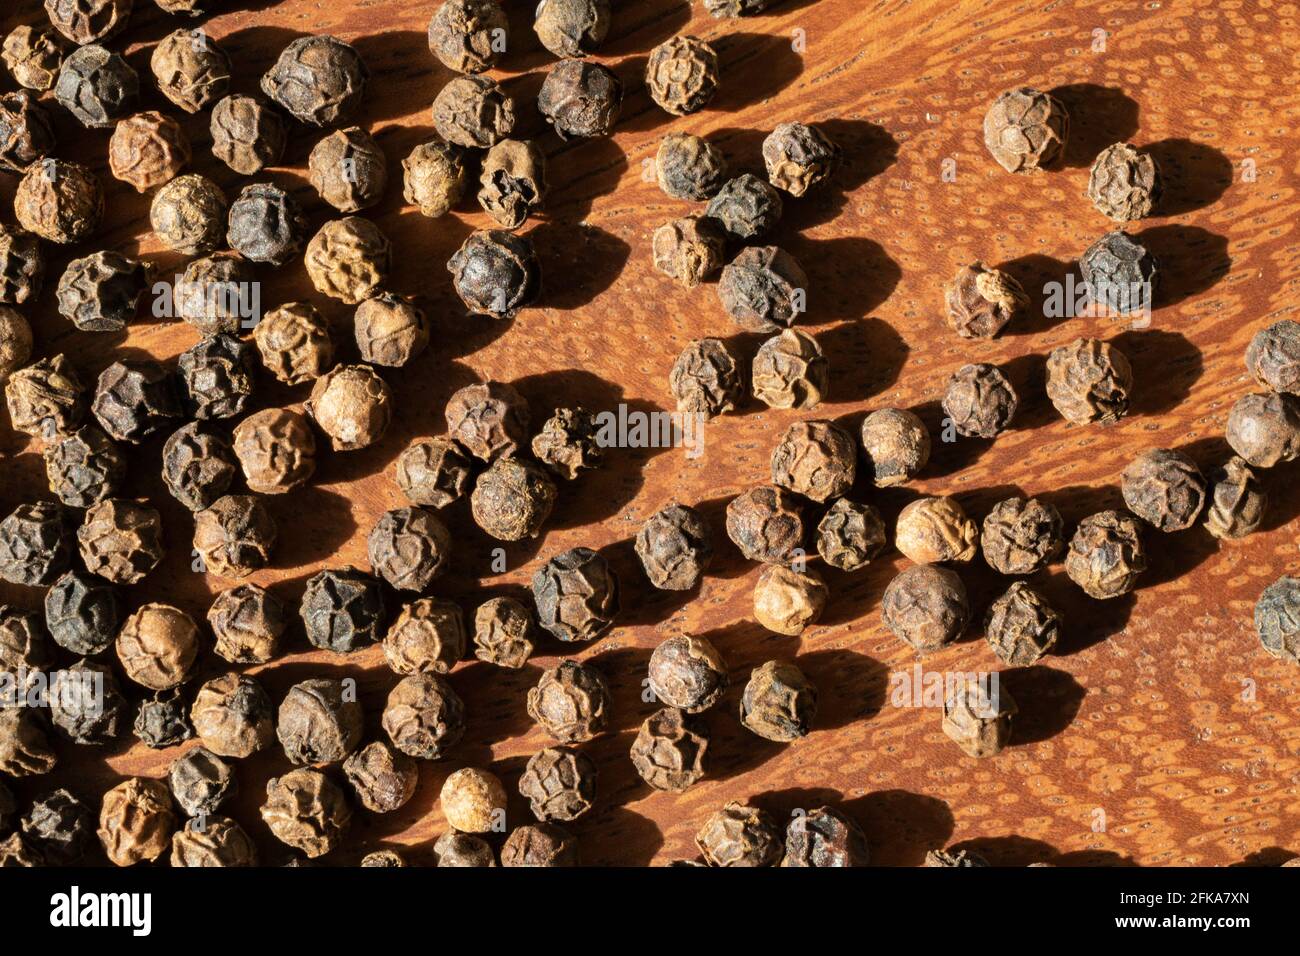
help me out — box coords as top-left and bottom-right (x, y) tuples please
(1048, 83), (1140, 169)
(1145, 138), (1234, 217)
(263, 486), (360, 577)
(601, 0), (692, 57)
(999, 664), (1085, 744)
(1235, 847), (1300, 867)
(541, 138), (631, 222)
(525, 221), (631, 307)
(597, 535), (701, 628)
(780, 119), (901, 232)
(840, 789), (956, 867)
(1133, 223), (1231, 308)
(572, 804), (665, 865)
(815, 317), (907, 402)
(997, 253), (1076, 336)
(781, 234), (901, 322)
(710, 32), (805, 113)
(913, 399), (995, 477)
(1030, 568), (1132, 655)
(796, 648), (889, 728)
(1112, 327), (1203, 417)
(348, 32), (442, 125)
(946, 835), (1059, 866)
(584, 644), (653, 732)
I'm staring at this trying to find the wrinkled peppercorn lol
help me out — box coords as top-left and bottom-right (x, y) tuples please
(230, 408), (315, 495)
(434, 830), (496, 866)
(309, 126), (387, 213)
(193, 494), (276, 578)
(896, 496), (978, 564)
(117, 603), (200, 690)
(942, 362), (1018, 438)
(782, 805), (870, 867)
(653, 216), (725, 289)
(630, 707), (708, 792)
(1065, 510), (1147, 599)
(0, 501), (71, 586)
(1046, 337), (1133, 425)
(656, 132), (727, 200)
(446, 380), (530, 460)
(307, 363), (392, 451)
(150, 173), (226, 255)
(55, 44), (137, 129)
(0, 606), (52, 698)
(277, 678), (363, 766)
(177, 334), (256, 421)
(428, 0), (508, 74)
(191, 672), (275, 758)
(636, 503), (712, 590)
(133, 687), (194, 749)
(382, 672), (466, 759)
(261, 35), (367, 127)
(982, 86), (1068, 173)
(1226, 391), (1300, 468)
(385, 597), (465, 674)
(532, 407), (602, 479)
(447, 229), (540, 317)
(46, 0), (131, 44)
(343, 740), (417, 813)
(1088, 142), (1160, 221)
(261, 768), (352, 858)
(1255, 575), (1300, 664)
(107, 111), (189, 191)
(752, 328), (827, 409)
(478, 138), (546, 229)
(208, 583), (287, 665)
(0, 91), (55, 173)
(986, 581), (1059, 665)
(501, 822), (577, 867)
(535, 0), (609, 57)
(763, 122), (839, 197)
(252, 302), (334, 385)
(739, 659), (817, 741)
(92, 359), (182, 443)
(21, 789), (93, 863)
(533, 547), (619, 642)
(646, 35), (718, 116)
(945, 262), (1028, 339)
(161, 421), (236, 510)
(3, 26), (66, 91)
(1121, 447), (1206, 532)
(471, 457), (557, 540)
(169, 747), (235, 817)
(706, 174), (783, 243)
(402, 137), (468, 218)
(45, 570), (118, 655)
(175, 252), (255, 337)
(43, 425), (124, 507)
(151, 28), (231, 113)
(881, 563), (970, 653)
(396, 436), (472, 508)
(697, 801), (781, 867)
(770, 419), (855, 503)
(473, 597), (535, 668)
(441, 767), (507, 832)
(942, 679), (1016, 758)
(227, 182), (307, 266)
(50, 658), (127, 744)
(0, 308), (31, 384)
(726, 485), (804, 563)
(14, 159), (103, 243)
(816, 498), (886, 572)
(369, 507), (451, 592)
(305, 216), (390, 304)
(210, 94), (286, 175)
(1247, 319), (1300, 394)
(527, 660), (608, 742)
(1204, 456), (1266, 540)
(98, 778), (176, 867)
(433, 75), (514, 148)
(669, 337), (744, 418)
(55, 250), (145, 332)
(0, 225), (43, 306)
(538, 59), (622, 139)
(1080, 230), (1157, 316)
(753, 564), (827, 635)
(980, 496), (1063, 575)
(171, 816), (258, 867)
(301, 567), (386, 653)
(0, 708), (57, 777)
(355, 292), (428, 367)
(647, 634), (726, 713)
(519, 746), (596, 822)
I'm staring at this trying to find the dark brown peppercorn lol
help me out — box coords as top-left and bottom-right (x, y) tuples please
(355, 292), (428, 367)
(500, 823), (577, 867)
(433, 831), (496, 866)
(108, 111), (189, 191)
(46, 0), (132, 45)
(301, 567), (386, 653)
(752, 328), (827, 409)
(433, 75), (514, 148)
(739, 660), (817, 741)
(1204, 456), (1266, 540)
(133, 688), (194, 749)
(253, 303), (334, 385)
(726, 485), (804, 563)
(22, 789), (93, 863)
(1246, 319), (1300, 394)
(428, 0), (508, 74)
(447, 229), (540, 318)
(50, 658), (127, 744)
(763, 122), (839, 197)
(656, 132), (727, 200)
(151, 29), (231, 113)
(261, 769), (351, 858)
(55, 44), (138, 129)
(0, 708), (57, 777)
(0, 501), (71, 586)
(116, 603), (199, 690)
(652, 215), (725, 289)
(169, 747), (234, 817)
(396, 437), (472, 508)
(1255, 575), (1300, 664)
(14, 160), (103, 243)
(193, 493), (276, 578)
(343, 740), (417, 813)
(0, 606), (52, 698)
(307, 363), (392, 451)
(473, 596), (535, 668)
(45, 570), (118, 655)
(446, 380), (530, 461)
(753, 564), (827, 635)
(532, 406), (602, 479)
(636, 503), (712, 590)
(538, 59), (622, 139)
(527, 660), (609, 743)
(896, 496), (978, 564)
(162, 421), (236, 511)
(945, 261), (1028, 339)
(696, 801), (781, 867)
(402, 137), (468, 218)
(277, 678), (363, 766)
(230, 407), (316, 495)
(1046, 337), (1133, 425)
(881, 563), (970, 653)
(630, 707), (708, 792)
(519, 747), (596, 822)
(368, 507), (451, 592)
(669, 337), (744, 418)
(470, 457), (557, 540)
(816, 498), (886, 571)
(480, 138), (547, 229)
(0, 223), (44, 305)
(0, 307), (31, 384)
(176, 252), (255, 337)
(1226, 391), (1300, 468)
(986, 581), (1060, 665)
(942, 362), (1018, 438)
(983, 86), (1068, 173)
(1065, 510), (1147, 599)
(1121, 448), (1206, 532)
(98, 778), (176, 867)
(942, 679), (1016, 758)
(1080, 229), (1157, 316)
(0, 90), (55, 173)
(56, 251), (145, 332)
(305, 216), (390, 304)
(770, 419), (856, 503)
(647, 634), (726, 713)
(191, 672), (274, 758)
(177, 334), (256, 420)
(210, 94), (286, 175)
(150, 173), (226, 255)
(705, 0), (779, 17)
(209, 583), (288, 664)
(78, 498), (162, 584)
(384, 597), (466, 674)
(706, 173), (784, 242)
(1088, 142), (1160, 221)
(171, 817), (258, 867)
(92, 359), (182, 443)
(43, 425), (124, 507)
(782, 806), (870, 867)
(533, 547), (619, 642)
(0, 780), (12, 831)
(382, 672), (466, 759)
(6, 354), (85, 439)
(646, 35), (718, 116)
(227, 182), (307, 265)
(980, 496), (1063, 575)
(3, 26), (67, 92)
(535, 0), (610, 57)
(261, 36), (367, 127)
(309, 126), (387, 213)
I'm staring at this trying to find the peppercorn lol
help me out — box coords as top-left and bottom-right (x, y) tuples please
(445, 380), (529, 461)
(207, 583), (285, 665)
(0, 708), (57, 777)
(636, 503), (712, 590)
(402, 137), (468, 218)
(155, 0), (211, 15)
(193, 494), (276, 578)
(428, 0), (508, 73)
(753, 565), (827, 635)
(162, 421), (236, 510)
(725, 485), (804, 563)
(471, 597), (534, 668)
(45, 570), (118, 656)
(527, 659), (609, 742)
(50, 659), (127, 742)
(1246, 321), (1299, 395)
(538, 59), (622, 139)
(1121, 448), (1207, 532)
(782, 805), (870, 867)
(816, 498), (885, 571)
(171, 816), (258, 867)
(896, 496), (979, 564)
(210, 94), (286, 175)
(98, 778), (176, 867)
(301, 567), (386, 653)
(647, 634), (726, 712)
(3, 25), (66, 92)
(986, 581), (1059, 665)
(763, 122), (839, 197)
(646, 35), (718, 115)
(384, 597), (465, 674)
(133, 688), (193, 749)
(535, 0), (609, 57)
(533, 546), (619, 642)
(441, 767), (507, 833)
(46, 0), (131, 44)
(191, 671), (275, 758)
(226, 183), (306, 266)
(176, 335), (254, 422)
(519, 747), (596, 822)
(500, 822), (578, 867)
(0, 780), (12, 831)
(117, 603), (200, 691)
(697, 801), (781, 867)
(307, 363), (392, 451)
(433, 75), (514, 148)
(105, 110), (188, 192)
(532, 407), (602, 479)
(0, 90), (55, 172)
(14, 159), (103, 243)
(770, 419), (856, 503)
(980, 496), (1063, 574)
(369, 507), (452, 592)
(1081, 230), (1157, 315)
(55, 44), (138, 129)
(667, 338), (742, 420)
(752, 328), (828, 409)
(1065, 510), (1147, 599)
(942, 362), (1018, 438)
(175, 252), (255, 337)
(0, 310), (30, 389)
(343, 740), (418, 813)
(982, 87), (1068, 173)
(382, 672), (466, 759)
(881, 563), (970, 653)
(151, 28), (230, 114)
(355, 292), (428, 367)
(1255, 575), (1300, 664)
(305, 216), (391, 304)
(150, 173), (226, 255)
(0, 501), (71, 586)
(252, 303), (334, 385)
(0, 224), (43, 306)
(1226, 391), (1300, 467)
(308, 126), (387, 213)
(706, 173), (783, 243)
(43, 425), (124, 507)
(1203, 456), (1266, 540)
(470, 456), (557, 540)
(261, 35), (367, 127)
(261, 768), (352, 858)
(276, 678), (363, 767)
(653, 216), (725, 289)
(169, 747), (235, 817)
(1088, 142), (1160, 221)
(360, 849), (406, 867)
(77, 498), (162, 584)
(630, 706), (708, 792)
(943, 678), (1016, 758)
(705, 0), (779, 15)
(655, 132), (727, 200)
(0, 606), (52, 699)
(396, 437), (472, 508)
(739, 660), (817, 741)
(434, 831), (496, 866)
(944, 261), (1028, 339)
(92, 359), (182, 443)
(21, 789), (93, 864)
(54, 251), (143, 334)
(447, 229), (540, 317)
(1046, 336), (1133, 425)
(477, 139), (546, 229)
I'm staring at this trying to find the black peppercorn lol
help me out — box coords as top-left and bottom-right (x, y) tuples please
(519, 747), (597, 822)
(0, 307), (31, 384)
(0, 606), (52, 700)
(704, 0), (778, 16)
(277, 678), (363, 766)
(433, 75), (514, 148)
(782, 806), (870, 867)
(669, 337), (744, 418)
(1088, 142), (1160, 221)
(98, 777), (177, 867)
(382, 672), (466, 759)
(3, 25), (67, 92)
(343, 740), (417, 813)
(442, 768), (509, 832)
(535, 0), (610, 57)
(706, 173), (784, 243)
(55, 44), (138, 129)
(229, 408), (314, 497)
(647, 634), (727, 713)
(473, 596), (535, 668)
(161, 421), (236, 511)
(92, 359), (183, 443)
(471, 457), (557, 540)
(763, 122), (840, 197)
(402, 137), (468, 218)
(446, 380), (530, 460)
(50, 658), (128, 744)
(447, 230), (541, 318)
(150, 173), (227, 255)
(261, 35), (368, 127)
(21, 789), (93, 864)
(752, 328), (827, 408)
(171, 817), (258, 867)
(645, 35), (718, 116)
(636, 503), (713, 590)
(1080, 230), (1157, 316)
(355, 292), (429, 367)
(0, 501), (71, 586)
(210, 94), (286, 175)
(881, 563), (970, 653)
(656, 131), (727, 200)
(725, 485), (804, 563)
(14, 160), (103, 244)
(532, 406), (602, 479)
(533, 547), (619, 642)
(816, 498), (886, 571)
(0, 90), (55, 173)
(0, 708), (57, 777)
(770, 419), (856, 502)
(1046, 337), (1133, 425)
(384, 597), (465, 675)
(396, 437), (472, 508)
(177, 333), (256, 420)
(434, 831), (496, 866)
(428, 0), (508, 74)
(0, 223), (44, 305)
(209, 583), (288, 665)
(1204, 456), (1266, 540)
(942, 362), (1018, 437)
(55, 251), (145, 333)
(1120, 448), (1207, 532)
(78, 498), (163, 584)
(527, 660), (609, 742)
(193, 493), (276, 578)
(305, 216), (391, 304)
(191, 672), (275, 758)
(980, 496), (1063, 575)
(982, 86), (1068, 173)
(1256, 575), (1300, 664)
(301, 567), (387, 653)
(945, 261), (1028, 339)
(1246, 319), (1300, 394)
(652, 216), (726, 289)
(1226, 391), (1300, 468)
(252, 303), (334, 385)
(6, 354), (85, 439)
(368, 506), (452, 592)
(133, 688), (194, 749)
(307, 363), (393, 451)
(1065, 510), (1147, 599)
(630, 707), (708, 792)
(227, 182), (307, 265)
(45, 570), (118, 656)
(151, 28), (231, 113)
(309, 126), (387, 213)
(538, 59), (622, 139)
(739, 659), (817, 741)
(43, 425), (124, 508)
(986, 581), (1060, 665)
(501, 823), (578, 867)
(169, 747), (235, 817)
(46, 0), (132, 45)
(696, 801), (781, 867)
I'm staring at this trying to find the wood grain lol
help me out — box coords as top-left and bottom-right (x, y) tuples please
(2, 0), (1297, 867)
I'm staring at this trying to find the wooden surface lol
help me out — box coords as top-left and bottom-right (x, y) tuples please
(2, 0), (1298, 867)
